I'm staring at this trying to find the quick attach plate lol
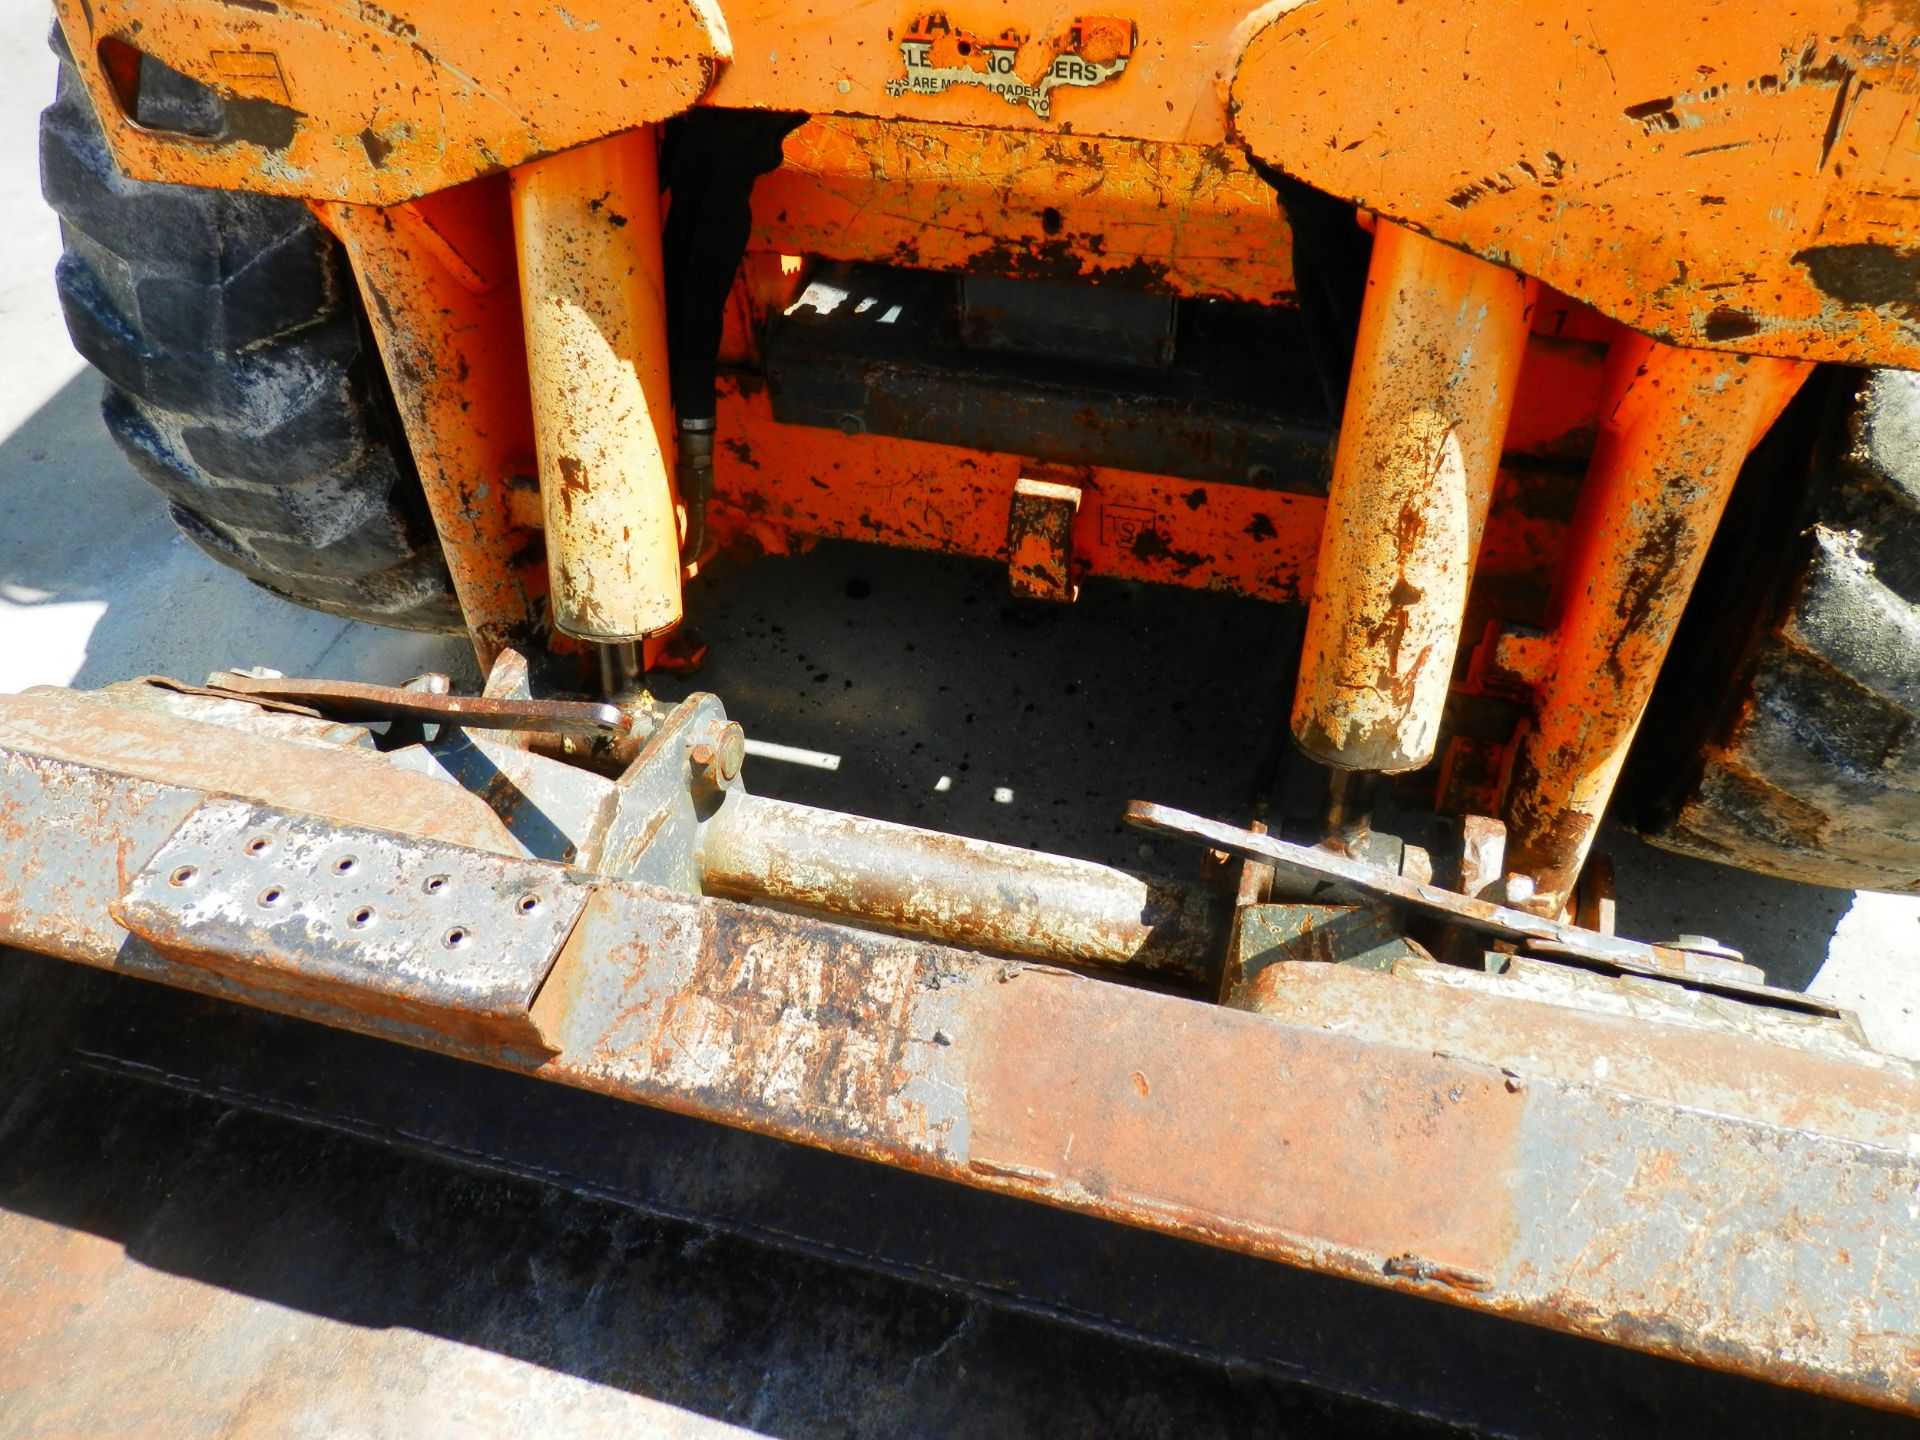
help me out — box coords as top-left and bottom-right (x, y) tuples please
(112, 799), (597, 1052)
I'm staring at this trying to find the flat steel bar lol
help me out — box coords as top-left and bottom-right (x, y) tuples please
(210, 674), (628, 738)
(1124, 801), (1841, 1015)
(531, 888), (1920, 1413)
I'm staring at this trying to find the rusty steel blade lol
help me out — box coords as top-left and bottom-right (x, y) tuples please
(3, 687), (1918, 1408)
(1124, 801), (1841, 1016)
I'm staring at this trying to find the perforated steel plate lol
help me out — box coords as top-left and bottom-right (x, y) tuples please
(112, 798), (598, 1051)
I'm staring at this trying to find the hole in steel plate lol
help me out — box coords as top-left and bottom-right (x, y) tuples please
(258, 887), (284, 907)
(423, 874), (449, 895)
(168, 865), (197, 887)
(516, 893), (541, 916)
(333, 856), (358, 876)
(245, 836), (271, 856)
(350, 906), (374, 928)
(443, 926), (470, 949)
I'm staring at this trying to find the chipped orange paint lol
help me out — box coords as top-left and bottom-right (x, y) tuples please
(52, 0), (1920, 360)
(513, 130), (685, 643)
(1231, 0), (1920, 370)
(316, 166), (1591, 667)
(53, 0), (723, 205)
(54, 0), (1908, 887)
(707, 0), (1264, 143)
(1005, 474), (1084, 601)
(710, 377), (1320, 601)
(1504, 336), (1812, 914)
(705, 377), (1568, 611)
(755, 117), (1293, 304)
(316, 183), (546, 668)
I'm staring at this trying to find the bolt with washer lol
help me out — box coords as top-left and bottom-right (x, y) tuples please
(691, 722), (748, 787)
(717, 722), (746, 780)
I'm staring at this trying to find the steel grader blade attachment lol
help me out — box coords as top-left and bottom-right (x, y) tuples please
(0, 668), (1915, 1415)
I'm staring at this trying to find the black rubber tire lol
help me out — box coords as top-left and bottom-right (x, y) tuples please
(1632, 367), (1920, 893)
(38, 46), (460, 632)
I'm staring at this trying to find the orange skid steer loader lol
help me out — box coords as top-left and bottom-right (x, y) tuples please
(14, 0), (1920, 1422)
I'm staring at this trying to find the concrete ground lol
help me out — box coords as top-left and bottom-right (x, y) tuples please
(2, 2), (1919, 1433)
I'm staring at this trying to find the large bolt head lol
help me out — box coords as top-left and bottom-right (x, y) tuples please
(718, 723), (746, 781)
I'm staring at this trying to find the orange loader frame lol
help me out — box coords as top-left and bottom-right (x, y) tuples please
(49, 0), (1917, 940)
(61, 0), (1915, 920)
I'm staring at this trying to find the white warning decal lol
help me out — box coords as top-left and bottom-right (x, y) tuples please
(886, 13), (1137, 120)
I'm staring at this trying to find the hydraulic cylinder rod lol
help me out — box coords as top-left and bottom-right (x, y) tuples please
(512, 129), (683, 645)
(1504, 336), (1810, 915)
(1291, 222), (1534, 774)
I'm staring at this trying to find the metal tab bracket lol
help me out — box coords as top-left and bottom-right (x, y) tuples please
(111, 799), (598, 1052)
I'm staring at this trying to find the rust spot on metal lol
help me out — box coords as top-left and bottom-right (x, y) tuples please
(1605, 510), (1689, 683)
(1503, 744), (1600, 883)
(515, 130), (683, 644)
(1005, 474), (1082, 602)
(1504, 339), (1811, 912)
(962, 961), (1524, 1272)
(1384, 1253), (1495, 1292)
(317, 191), (545, 667)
